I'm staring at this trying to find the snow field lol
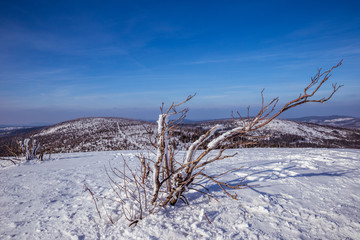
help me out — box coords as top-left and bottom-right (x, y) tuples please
(0, 148), (359, 239)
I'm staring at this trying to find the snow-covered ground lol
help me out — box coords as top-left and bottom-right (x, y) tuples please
(1, 148), (360, 239)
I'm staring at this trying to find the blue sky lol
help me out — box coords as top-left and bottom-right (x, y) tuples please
(1, 0), (359, 125)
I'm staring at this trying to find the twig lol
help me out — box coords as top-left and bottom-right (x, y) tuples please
(84, 184), (102, 219)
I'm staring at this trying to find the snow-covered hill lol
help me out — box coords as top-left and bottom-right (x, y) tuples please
(1, 117), (359, 157)
(1, 148), (359, 239)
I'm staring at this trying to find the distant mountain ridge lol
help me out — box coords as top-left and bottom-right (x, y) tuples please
(289, 115), (360, 129)
(0, 126), (44, 138)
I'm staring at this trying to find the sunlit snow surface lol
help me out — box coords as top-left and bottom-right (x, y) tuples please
(1, 148), (360, 239)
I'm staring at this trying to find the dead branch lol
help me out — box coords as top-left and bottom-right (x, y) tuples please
(101, 198), (114, 224)
(204, 212), (212, 224)
(84, 184), (102, 219)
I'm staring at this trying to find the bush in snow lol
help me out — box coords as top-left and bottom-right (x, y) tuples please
(19, 138), (42, 161)
(0, 138), (44, 165)
(87, 60), (343, 226)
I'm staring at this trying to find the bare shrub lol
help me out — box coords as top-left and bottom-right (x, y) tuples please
(88, 60), (343, 225)
(1, 138), (45, 166)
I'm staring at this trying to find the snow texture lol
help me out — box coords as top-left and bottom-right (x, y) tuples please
(1, 148), (360, 239)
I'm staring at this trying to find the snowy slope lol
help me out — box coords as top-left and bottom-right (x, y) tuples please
(1, 148), (360, 239)
(33, 117), (155, 153)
